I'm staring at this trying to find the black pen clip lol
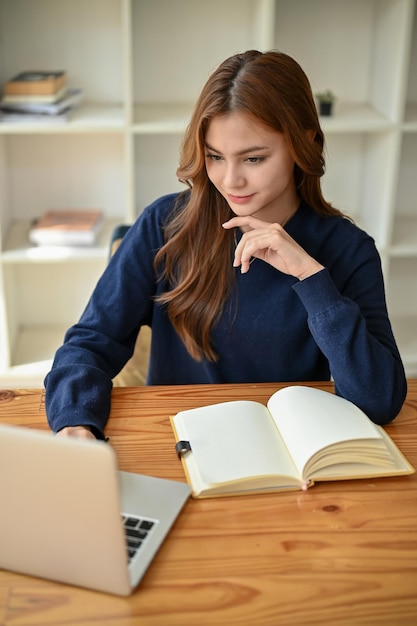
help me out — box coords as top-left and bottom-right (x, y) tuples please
(175, 440), (192, 460)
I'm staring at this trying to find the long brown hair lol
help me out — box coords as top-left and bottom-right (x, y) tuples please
(154, 50), (343, 361)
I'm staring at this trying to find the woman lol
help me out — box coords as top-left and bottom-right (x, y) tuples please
(45, 50), (407, 440)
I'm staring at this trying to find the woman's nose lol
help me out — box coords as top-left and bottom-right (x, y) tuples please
(223, 164), (245, 189)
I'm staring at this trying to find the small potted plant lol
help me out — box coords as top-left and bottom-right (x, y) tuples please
(315, 90), (336, 116)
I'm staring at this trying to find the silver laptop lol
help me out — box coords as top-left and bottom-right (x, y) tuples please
(0, 423), (190, 595)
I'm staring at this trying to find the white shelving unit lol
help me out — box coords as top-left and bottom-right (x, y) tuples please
(0, 0), (416, 387)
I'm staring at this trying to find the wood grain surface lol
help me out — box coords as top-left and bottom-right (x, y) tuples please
(0, 381), (416, 626)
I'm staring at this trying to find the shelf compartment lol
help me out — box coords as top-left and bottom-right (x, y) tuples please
(0, 133), (127, 241)
(386, 258), (417, 377)
(386, 257), (417, 317)
(390, 316), (417, 377)
(0, 324), (68, 388)
(274, 0), (413, 123)
(1, 218), (121, 263)
(390, 216), (417, 254)
(0, 0), (125, 106)
(321, 131), (398, 248)
(403, 103), (417, 129)
(134, 134), (185, 212)
(131, 0), (271, 107)
(394, 133), (417, 219)
(12, 324), (67, 370)
(2, 260), (106, 371)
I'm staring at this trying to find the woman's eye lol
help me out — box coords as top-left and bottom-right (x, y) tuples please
(246, 156), (264, 164)
(205, 153), (222, 161)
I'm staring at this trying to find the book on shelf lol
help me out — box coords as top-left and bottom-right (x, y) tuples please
(1, 85), (68, 104)
(0, 88), (83, 117)
(3, 71), (66, 96)
(170, 385), (414, 498)
(29, 209), (104, 246)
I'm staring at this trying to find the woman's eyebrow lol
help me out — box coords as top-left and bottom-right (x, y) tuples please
(204, 142), (269, 156)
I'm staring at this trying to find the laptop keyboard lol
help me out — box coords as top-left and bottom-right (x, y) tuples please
(121, 514), (157, 562)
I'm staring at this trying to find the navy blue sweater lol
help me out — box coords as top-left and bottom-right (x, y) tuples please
(45, 193), (407, 437)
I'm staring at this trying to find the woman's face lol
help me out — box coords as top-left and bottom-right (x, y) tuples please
(204, 110), (298, 222)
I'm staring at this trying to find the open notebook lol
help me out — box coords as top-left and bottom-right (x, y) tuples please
(0, 423), (190, 595)
(171, 385), (414, 498)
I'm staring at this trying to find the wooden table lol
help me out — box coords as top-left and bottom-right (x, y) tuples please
(0, 381), (416, 626)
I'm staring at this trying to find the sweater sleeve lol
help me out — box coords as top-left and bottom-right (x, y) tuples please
(292, 265), (407, 425)
(44, 252), (147, 438)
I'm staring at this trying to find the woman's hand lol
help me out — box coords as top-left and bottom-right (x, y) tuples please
(56, 426), (96, 440)
(222, 215), (324, 279)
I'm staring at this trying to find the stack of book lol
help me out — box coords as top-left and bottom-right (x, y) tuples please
(0, 71), (83, 123)
(29, 209), (104, 246)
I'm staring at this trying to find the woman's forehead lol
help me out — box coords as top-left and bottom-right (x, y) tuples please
(205, 111), (283, 152)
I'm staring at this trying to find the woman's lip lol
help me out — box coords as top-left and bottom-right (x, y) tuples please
(228, 193), (254, 204)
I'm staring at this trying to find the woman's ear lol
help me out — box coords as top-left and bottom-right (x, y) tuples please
(306, 129), (316, 143)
